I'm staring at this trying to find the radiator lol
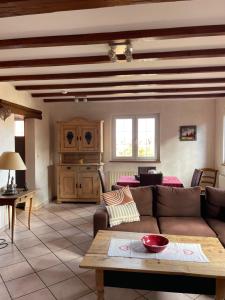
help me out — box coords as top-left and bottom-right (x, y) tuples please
(109, 170), (135, 188)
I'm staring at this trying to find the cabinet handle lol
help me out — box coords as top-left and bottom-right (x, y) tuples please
(76, 183), (78, 188)
(77, 136), (79, 141)
(79, 184), (82, 188)
(67, 167), (71, 170)
(79, 136), (82, 141)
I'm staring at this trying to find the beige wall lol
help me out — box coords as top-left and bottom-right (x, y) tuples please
(215, 99), (225, 188)
(49, 98), (216, 191)
(0, 83), (51, 230)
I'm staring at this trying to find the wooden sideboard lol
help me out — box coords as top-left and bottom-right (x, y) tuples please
(56, 117), (104, 203)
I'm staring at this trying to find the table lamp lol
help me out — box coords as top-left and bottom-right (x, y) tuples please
(0, 152), (26, 195)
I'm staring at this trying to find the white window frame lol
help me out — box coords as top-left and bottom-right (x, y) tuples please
(112, 114), (160, 161)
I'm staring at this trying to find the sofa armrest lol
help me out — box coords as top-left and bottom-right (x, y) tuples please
(93, 205), (109, 237)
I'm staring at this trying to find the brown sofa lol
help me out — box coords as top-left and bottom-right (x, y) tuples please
(93, 185), (225, 247)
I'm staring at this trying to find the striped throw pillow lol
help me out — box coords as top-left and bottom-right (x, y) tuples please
(102, 186), (133, 206)
(106, 202), (140, 227)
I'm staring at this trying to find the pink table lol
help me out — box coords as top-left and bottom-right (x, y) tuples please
(116, 175), (183, 188)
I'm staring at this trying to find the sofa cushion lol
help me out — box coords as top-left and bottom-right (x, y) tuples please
(158, 217), (216, 237)
(205, 187), (225, 220)
(206, 218), (225, 247)
(108, 216), (159, 233)
(112, 185), (153, 216)
(156, 186), (201, 217)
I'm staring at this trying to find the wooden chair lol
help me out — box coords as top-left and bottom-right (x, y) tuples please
(190, 169), (203, 187)
(199, 168), (218, 191)
(140, 173), (163, 186)
(138, 166), (156, 176)
(98, 169), (108, 193)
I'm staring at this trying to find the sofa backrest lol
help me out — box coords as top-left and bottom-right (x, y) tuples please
(156, 185), (201, 217)
(112, 185), (153, 216)
(205, 186), (225, 220)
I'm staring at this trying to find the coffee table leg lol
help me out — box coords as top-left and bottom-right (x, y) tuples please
(216, 278), (225, 300)
(96, 269), (104, 300)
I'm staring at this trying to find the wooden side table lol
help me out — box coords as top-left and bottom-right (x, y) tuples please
(0, 190), (35, 243)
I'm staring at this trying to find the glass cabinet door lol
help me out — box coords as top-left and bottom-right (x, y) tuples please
(61, 126), (79, 152)
(79, 126), (99, 152)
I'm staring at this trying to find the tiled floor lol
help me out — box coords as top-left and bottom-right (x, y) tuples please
(0, 202), (214, 300)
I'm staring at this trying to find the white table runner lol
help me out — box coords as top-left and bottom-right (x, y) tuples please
(108, 238), (209, 263)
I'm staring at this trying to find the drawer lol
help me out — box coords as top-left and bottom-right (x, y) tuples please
(59, 166), (76, 171)
(78, 165), (97, 172)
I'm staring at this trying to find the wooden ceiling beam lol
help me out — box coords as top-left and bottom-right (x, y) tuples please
(0, 1), (184, 18)
(3, 48), (225, 69)
(32, 86), (225, 97)
(2, 66), (225, 82)
(0, 99), (42, 119)
(2, 24), (225, 49)
(43, 93), (225, 102)
(15, 78), (225, 90)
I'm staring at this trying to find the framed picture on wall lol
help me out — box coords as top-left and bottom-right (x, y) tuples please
(179, 125), (197, 141)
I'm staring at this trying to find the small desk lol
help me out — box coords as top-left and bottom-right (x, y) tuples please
(117, 175), (183, 188)
(0, 190), (35, 243)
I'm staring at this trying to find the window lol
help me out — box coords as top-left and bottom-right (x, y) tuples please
(15, 120), (24, 137)
(113, 115), (159, 161)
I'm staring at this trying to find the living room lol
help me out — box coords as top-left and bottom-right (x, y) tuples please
(0, 1), (225, 299)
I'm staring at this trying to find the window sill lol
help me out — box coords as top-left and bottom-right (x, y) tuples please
(110, 160), (161, 163)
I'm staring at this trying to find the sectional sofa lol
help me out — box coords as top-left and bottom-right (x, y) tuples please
(94, 185), (225, 248)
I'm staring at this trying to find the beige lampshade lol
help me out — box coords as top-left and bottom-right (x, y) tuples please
(0, 152), (26, 170)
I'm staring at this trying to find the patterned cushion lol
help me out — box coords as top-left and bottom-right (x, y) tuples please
(106, 202), (140, 227)
(102, 186), (133, 206)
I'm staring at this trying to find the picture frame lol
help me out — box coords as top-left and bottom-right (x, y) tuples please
(179, 125), (197, 141)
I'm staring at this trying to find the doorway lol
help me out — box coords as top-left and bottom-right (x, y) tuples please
(14, 117), (26, 189)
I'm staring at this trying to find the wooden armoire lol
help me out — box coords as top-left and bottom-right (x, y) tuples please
(56, 117), (104, 203)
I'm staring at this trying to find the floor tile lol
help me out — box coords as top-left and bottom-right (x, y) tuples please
(78, 270), (96, 290)
(196, 295), (214, 300)
(77, 240), (92, 252)
(58, 227), (81, 238)
(68, 218), (90, 226)
(21, 243), (51, 259)
(49, 276), (91, 300)
(65, 257), (89, 274)
(15, 236), (42, 250)
(54, 245), (83, 262)
(49, 221), (72, 231)
(16, 288), (55, 300)
(31, 225), (55, 236)
(14, 230), (36, 241)
(145, 291), (191, 300)
(78, 292), (97, 300)
(67, 231), (92, 245)
(38, 263), (74, 286)
(104, 287), (140, 300)
(6, 273), (45, 298)
(0, 243), (18, 256)
(28, 253), (61, 271)
(0, 261), (34, 281)
(0, 250), (25, 268)
(0, 282), (11, 300)
(44, 237), (73, 252)
(38, 231), (62, 243)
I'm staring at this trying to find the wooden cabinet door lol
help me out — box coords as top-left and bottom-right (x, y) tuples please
(59, 167), (77, 198)
(77, 172), (99, 199)
(61, 126), (79, 152)
(79, 126), (99, 152)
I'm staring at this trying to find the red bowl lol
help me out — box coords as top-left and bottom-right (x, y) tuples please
(142, 234), (169, 253)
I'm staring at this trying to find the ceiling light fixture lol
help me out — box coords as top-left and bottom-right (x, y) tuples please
(61, 89), (68, 95)
(108, 45), (117, 63)
(74, 98), (79, 103)
(124, 43), (133, 62)
(0, 105), (11, 121)
(83, 97), (88, 103)
(108, 41), (133, 63)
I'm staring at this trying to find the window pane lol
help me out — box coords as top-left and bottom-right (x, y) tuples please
(116, 119), (132, 157)
(15, 120), (24, 137)
(138, 118), (155, 158)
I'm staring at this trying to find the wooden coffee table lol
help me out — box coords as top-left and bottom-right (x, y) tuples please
(80, 230), (225, 300)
